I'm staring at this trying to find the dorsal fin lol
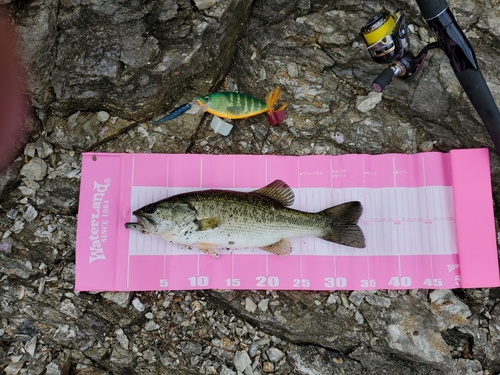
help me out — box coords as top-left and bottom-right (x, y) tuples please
(252, 180), (294, 206)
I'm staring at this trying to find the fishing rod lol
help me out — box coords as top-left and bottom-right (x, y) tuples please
(360, 0), (500, 153)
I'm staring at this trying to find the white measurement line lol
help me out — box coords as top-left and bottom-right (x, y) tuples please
(330, 158), (333, 188)
(166, 156), (170, 187)
(430, 254), (435, 280)
(163, 255), (167, 278)
(300, 255), (303, 280)
(197, 254), (200, 276)
(125, 255), (130, 288)
(299, 190), (304, 255)
(265, 158), (268, 185)
(131, 155), (136, 186)
(265, 254), (269, 276)
(422, 158), (431, 258)
(297, 159), (301, 188)
(392, 156), (397, 187)
(232, 158), (235, 188)
(362, 157), (366, 187)
(421, 154), (427, 186)
(126, 156), (137, 288)
(362, 156), (370, 279)
(231, 253), (235, 280)
(200, 157), (203, 188)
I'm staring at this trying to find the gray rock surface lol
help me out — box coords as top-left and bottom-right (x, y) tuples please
(1, 0), (500, 374)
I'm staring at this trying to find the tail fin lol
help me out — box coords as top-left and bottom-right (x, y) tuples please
(320, 201), (366, 248)
(266, 86), (287, 113)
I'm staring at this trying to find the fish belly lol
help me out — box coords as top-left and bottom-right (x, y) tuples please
(174, 221), (314, 249)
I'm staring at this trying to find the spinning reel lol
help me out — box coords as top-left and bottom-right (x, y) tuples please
(359, 1), (500, 153)
(360, 9), (438, 92)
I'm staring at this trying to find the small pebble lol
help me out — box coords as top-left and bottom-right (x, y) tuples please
(20, 157), (48, 181)
(263, 361), (275, 372)
(356, 92), (382, 113)
(245, 297), (257, 313)
(182, 341), (203, 355)
(102, 292), (131, 308)
(132, 297), (146, 312)
(266, 347), (285, 362)
(419, 140), (436, 152)
(22, 205), (38, 222)
(144, 320), (159, 331)
(24, 143), (37, 158)
(333, 355), (344, 364)
(258, 336), (271, 346)
(258, 299), (269, 312)
(332, 132), (344, 144)
(97, 111), (110, 122)
(25, 335), (37, 356)
(233, 350), (252, 372)
(194, 0), (215, 11)
(115, 328), (129, 349)
(287, 62), (299, 78)
(3, 362), (24, 374)
(10, 220), (24, 234)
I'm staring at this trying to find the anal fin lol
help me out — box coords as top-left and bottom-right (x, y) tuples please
(261, 238), (292, 256)
(197, 243), (219, 258)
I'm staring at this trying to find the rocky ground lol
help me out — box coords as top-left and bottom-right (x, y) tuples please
(1, 0), (500, 374)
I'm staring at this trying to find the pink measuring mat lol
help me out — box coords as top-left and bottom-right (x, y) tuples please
(75, 149), (499, 291)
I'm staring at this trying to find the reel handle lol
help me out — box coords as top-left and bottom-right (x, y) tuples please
(372, 67), (397, 92)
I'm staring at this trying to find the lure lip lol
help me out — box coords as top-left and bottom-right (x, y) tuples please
(196, 96), (209, 106)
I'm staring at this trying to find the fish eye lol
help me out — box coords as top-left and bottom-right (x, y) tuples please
(204, 96), (210, 101)
(143, 204), (156, 214)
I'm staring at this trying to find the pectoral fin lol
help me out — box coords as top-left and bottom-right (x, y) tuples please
(261, 238), (292, 256)
(195, 217), (222, 231)
(197, 243), (219, 258)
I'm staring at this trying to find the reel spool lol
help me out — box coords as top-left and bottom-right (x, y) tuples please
(361, 10), (408, 64)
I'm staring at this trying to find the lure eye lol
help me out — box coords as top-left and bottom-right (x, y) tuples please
(143, 204), (157, 214)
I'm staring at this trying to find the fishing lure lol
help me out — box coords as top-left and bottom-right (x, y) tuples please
(152, 103), (192, 125)
(196, 87), (287, 123)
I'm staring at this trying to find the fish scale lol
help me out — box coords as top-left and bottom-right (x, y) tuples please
(180, 191), (325, 247)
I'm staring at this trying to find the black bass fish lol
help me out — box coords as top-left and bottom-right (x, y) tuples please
(125, 180), (365, 258)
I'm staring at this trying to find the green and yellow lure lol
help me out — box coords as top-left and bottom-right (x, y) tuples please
(196, 87), (286, 120)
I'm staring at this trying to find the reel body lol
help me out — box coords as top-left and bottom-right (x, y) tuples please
(361, 9), (437, 92)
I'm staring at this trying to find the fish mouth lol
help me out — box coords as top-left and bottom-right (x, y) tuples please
(125, 222), (143, 230)
(125, 211), (154, 232)
(133, 211), (155, 224)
